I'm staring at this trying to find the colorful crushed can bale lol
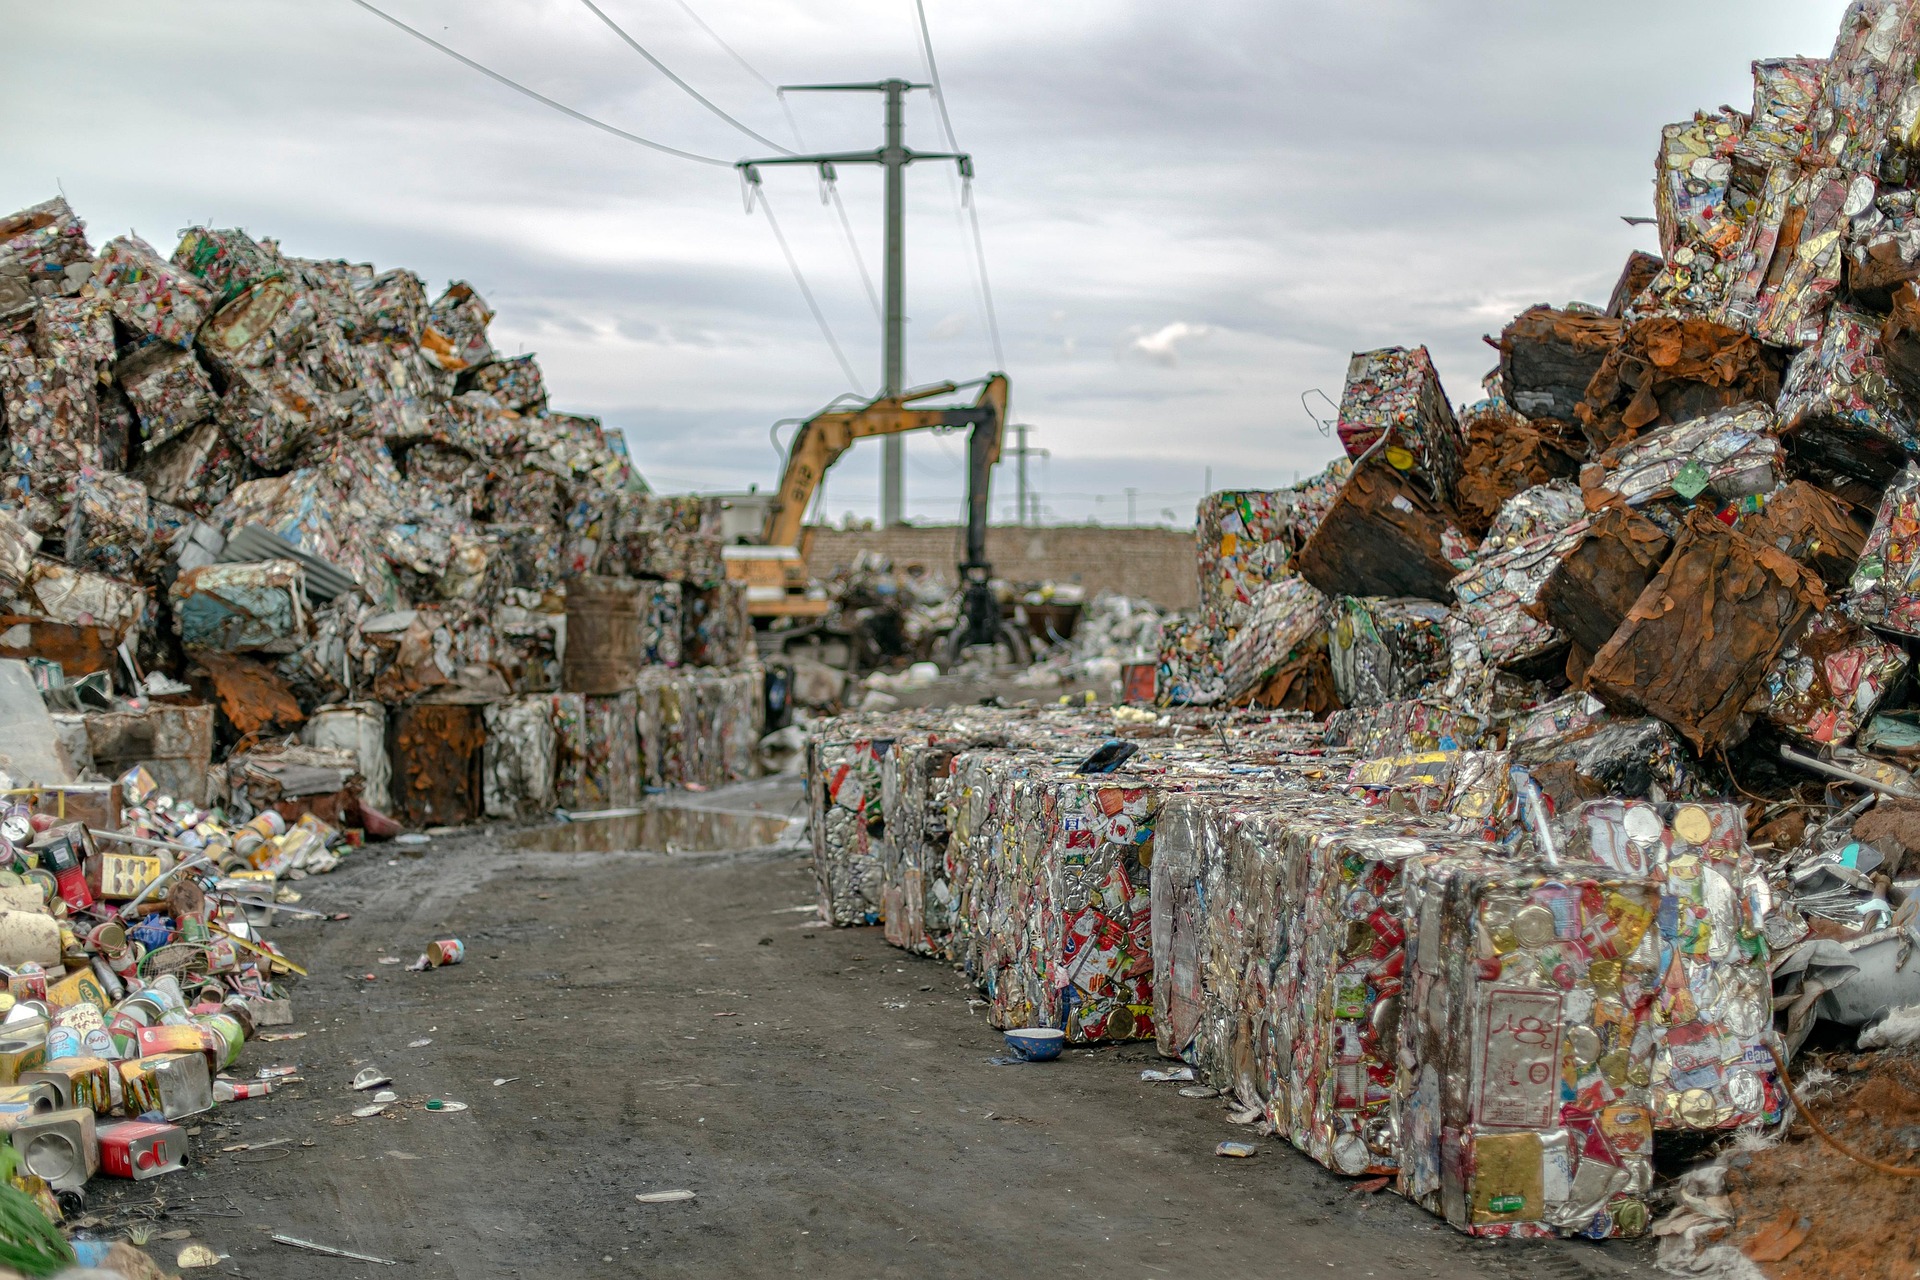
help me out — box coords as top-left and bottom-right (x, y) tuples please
(1759, 603), (1907, 744)
(90, 235), (214, 348)
(1848, 460), (1920, 637)
(808, 725), (894, 926)
(1448, 519), (1592, 669)
(1219, 578), (1330, 707)
(1396, 855), (1661, 1238)
(117, 343), (216, 450)
(1335, 346), (1466, 504)
(1558, 800), (1781, 1133)
(1776, 303), (1919, 486)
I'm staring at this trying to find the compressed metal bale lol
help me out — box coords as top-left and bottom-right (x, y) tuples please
(1219, 578), (1330, 706)
(1534, 507), (1672, 660)
(169, 560), (309, 653)
(1757, 602), (1908, 745)
(1558, 799), (1782, 1133)
(808, 722), (896, 927)
(1575, 320), (1782, 454)
(1737, 479), (1869, 590)
(1323, 698), (1489, 758)
(90, 234), (214, 348)
(1449, 519), (1592, 670)
(1327, 596), (1451, 710)
(305, 701), (390, 813)
(483, 694), (557, 819)
(116, 342), (215, 450)
(1296, 457), (1472, 603)
(1497, 308), (1624, 426)
(1336, 346), (1466, 504)
(1586, 511), (1825, 752)
(1775, 303), (1920, 487)
(1513, 717), (1695, 819)
(388, 702), (486, 827)
(1396, 854), (1662, 1238)
(578, 690), (639, 808)
(1849, 459), (1920, 636)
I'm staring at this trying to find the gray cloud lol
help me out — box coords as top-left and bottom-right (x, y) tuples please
(0, 0), (1853, 521)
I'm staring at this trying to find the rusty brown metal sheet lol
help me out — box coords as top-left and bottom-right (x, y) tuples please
(1586, 511), (1824, 752)
(388, 703), (486, 828)
(1295, 457), (1466, 603)
(84, 704), (215, 803)
(1533, 506), (1672, 660)
(192, 650), (304, 736)
(0, 616), (120, 676)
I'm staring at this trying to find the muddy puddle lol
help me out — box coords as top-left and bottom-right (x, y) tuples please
(511, 807), (796, 853)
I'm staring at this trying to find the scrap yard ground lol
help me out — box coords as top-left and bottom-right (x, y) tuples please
(96, 778), (1651, 1279)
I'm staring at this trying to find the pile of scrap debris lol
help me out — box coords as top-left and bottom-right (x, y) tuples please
(0, 201), (767, 825)
(806, 0), (1920, 1253)
(0, 201), (771, 1261)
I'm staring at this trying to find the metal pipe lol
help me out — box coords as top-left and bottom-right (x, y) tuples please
(1779, 745), (1920, 799)
(87, 828), (200, 855)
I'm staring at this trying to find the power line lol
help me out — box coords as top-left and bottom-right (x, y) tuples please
(751, 183), (864, 393)
(659, 0), (807, 147)
(960, 183), (1006, 370)
(824, 177), (883, 322)
(665, 0), (775, 94)
(573, 0), (795, 154)
(911, 0), (962, 153)
(910, 0), (1006, 370)
(348, 0), (732, 167)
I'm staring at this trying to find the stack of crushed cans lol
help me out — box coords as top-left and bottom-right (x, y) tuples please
(806, 0), (1920, 1243)
(0, 200), (768, 842)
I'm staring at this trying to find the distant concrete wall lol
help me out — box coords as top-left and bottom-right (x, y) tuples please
(803, 524), (1199, 609)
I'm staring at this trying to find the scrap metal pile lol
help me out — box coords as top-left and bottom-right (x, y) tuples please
(807, 0), (1920, 1246)
(0, 200), (766, 1253)
(0, 196), (764, 817)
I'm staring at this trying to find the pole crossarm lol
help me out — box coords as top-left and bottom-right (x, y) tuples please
(737, 150), (969, 172)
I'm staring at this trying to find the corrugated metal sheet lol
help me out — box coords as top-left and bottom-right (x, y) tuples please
(218, 524), (359, 603)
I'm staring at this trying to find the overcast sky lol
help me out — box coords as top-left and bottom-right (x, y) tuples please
(1, 0), (1852, 526)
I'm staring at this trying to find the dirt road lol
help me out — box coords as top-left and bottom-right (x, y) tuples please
(92, 778), (1656, 1279)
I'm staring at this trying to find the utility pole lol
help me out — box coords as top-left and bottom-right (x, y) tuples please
(1125, 487), (1138, 525)
(1007, 423), (1047, 526)
(738, 80), (971, 526)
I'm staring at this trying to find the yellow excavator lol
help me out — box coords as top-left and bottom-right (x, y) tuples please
(724, 373), (1026, 665)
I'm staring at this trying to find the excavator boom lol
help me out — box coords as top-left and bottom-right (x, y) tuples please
(762, 374), (1008, 549)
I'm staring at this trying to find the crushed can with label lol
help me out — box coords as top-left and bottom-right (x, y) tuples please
(117, 1052), (213, 1120)
(97, 1118), (187, 1180)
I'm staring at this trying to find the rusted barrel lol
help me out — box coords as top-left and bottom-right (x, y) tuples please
(563, 575), (644, 695)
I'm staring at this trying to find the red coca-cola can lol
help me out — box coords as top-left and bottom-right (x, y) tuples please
(97, 1119), (186, 1180)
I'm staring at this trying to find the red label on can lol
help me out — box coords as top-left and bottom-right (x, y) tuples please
(53, 865), (93, 910)
(98, 1119), (185, 1179)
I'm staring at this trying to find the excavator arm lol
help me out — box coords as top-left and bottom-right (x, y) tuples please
(763, 374), (1009, 549)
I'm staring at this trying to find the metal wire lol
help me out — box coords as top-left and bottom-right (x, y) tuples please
(573, 0), (795, 153)
(912, 0), (1006, 370)
(823, 176), (883, 323)
(752, 184), (864, 393)
(347, 0), (732, 166)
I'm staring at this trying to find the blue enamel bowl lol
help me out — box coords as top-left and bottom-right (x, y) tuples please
(1003, 1027), (1065, 1061)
